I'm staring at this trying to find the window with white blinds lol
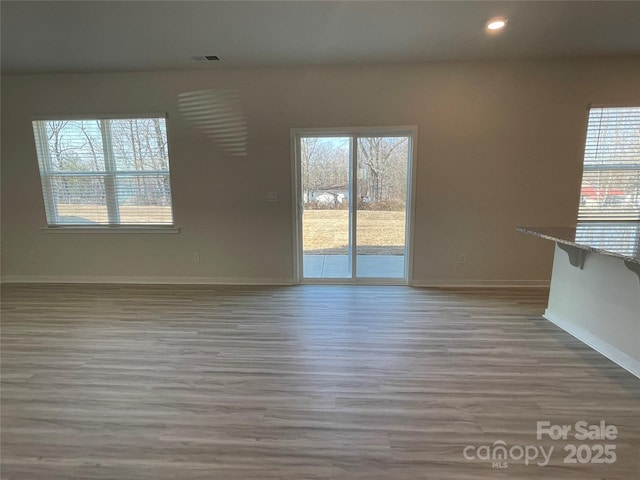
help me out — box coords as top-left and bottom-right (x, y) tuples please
(32, 117), (174, 226)
(578, 106), (640, 221)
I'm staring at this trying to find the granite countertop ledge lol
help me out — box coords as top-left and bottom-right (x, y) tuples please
(517, 222), (640, 265)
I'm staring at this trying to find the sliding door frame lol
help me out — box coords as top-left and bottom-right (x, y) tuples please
(291, 126), (418, 285)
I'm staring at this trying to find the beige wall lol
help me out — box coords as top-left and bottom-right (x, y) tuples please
(2, 57), (639, 285)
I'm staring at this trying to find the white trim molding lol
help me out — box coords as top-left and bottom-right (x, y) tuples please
(1, 275), (294, 286)
(1, 276), (550, 289)
(41, 226), (180, 234)
(411, 279), (550, 288)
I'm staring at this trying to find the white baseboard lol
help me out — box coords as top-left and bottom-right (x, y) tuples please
(411, 279), (550, 288)
(544, 310), (640, 379)
(2, 275), (550, 288)
(0, 275), (294, 286)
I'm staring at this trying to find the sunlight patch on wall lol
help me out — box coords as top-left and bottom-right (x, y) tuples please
(178, 89), (248, 156)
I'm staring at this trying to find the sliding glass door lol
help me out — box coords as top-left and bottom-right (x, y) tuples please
(294, 128), (414, 283)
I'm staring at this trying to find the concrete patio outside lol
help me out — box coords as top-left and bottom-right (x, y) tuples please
(303, 254), (405, 279)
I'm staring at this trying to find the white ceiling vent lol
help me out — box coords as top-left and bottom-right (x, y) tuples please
(191, 55), (220, 62)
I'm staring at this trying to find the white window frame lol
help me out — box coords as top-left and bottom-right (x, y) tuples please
(32, 114), (178, 232)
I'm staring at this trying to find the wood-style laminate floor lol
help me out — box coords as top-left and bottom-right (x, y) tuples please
(1, 284), (638, 479)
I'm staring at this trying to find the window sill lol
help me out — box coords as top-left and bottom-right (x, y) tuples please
(41, 226), (180, 234)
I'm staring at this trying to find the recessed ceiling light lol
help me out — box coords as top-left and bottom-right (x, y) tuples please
(486, 17), (508, 31)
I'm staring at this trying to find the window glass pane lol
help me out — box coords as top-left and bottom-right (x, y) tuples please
(575, 222), (640, 257)
(579, 168), (640, 221)
(116, 175), (173, 224)
(583, 107), (640, 168)
(579, 107), (640, 220)
(44, 120), (106, 172)
(109, 118), (170, 171)
(356, 136), (408, 279)
(32, 116), (174, 227)
(301, 137), (351, 278)
(50, 175), (108, 224)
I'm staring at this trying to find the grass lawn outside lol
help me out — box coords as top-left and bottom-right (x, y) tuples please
(303, 209), (405, 255)
(55, 205), (172, 224)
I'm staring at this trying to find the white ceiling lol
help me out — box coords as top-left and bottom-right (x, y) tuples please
(2, 1), (640, 74)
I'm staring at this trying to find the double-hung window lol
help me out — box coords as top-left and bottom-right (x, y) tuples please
(32, 116), (174, 227)
(578, 106), (640, 221)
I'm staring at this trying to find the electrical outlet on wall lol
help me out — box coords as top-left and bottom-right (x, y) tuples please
(193, 252), (200, 263)
(267, 191), (278, 202)
(458, 254), (467, 265)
